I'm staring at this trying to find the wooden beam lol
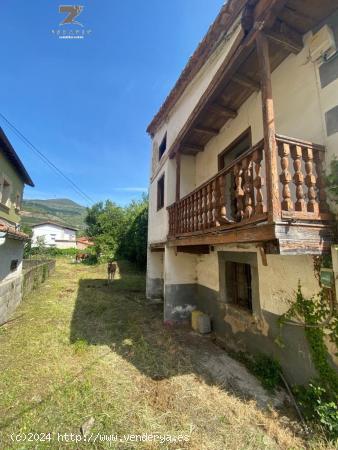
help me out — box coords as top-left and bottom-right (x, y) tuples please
(208, 103), (237, 118)
(233, 74), (260, 90)
(194, 126), (219, 136)
(266, 28), (303, 54)
(256, 32), (281, 223)
(168, 222), (276, 247)
(175, 151), (180, 202)
(181, 144), (204, 153)
(177, 245), (210, 255)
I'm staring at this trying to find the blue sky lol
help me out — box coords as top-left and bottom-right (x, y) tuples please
(0, 0), (223, 206)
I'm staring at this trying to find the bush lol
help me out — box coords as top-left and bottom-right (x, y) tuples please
(231, 351), (281, 392)
(294, 383), (338, 439)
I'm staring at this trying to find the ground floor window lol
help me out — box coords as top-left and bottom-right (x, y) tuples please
(226, 261), (252, 311)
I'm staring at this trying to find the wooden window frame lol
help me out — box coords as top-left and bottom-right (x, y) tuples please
(218, 127), (252, 171)
(157, 173), (165, 211)
(226, 261), (253, 312)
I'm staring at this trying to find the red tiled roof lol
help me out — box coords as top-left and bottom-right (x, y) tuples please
(76, 237), (94, 245)
(32, 221), (78, 231)
(0, 223), (29, 240)
(146, 0), (247, 136)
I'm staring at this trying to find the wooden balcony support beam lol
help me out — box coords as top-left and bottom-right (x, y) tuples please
(194, 126), (219, 136)
(265, 26), (303, 55)
(208, 103), (237, 118)
(256, 32), (281, 223)
(233, 74), (260, 90)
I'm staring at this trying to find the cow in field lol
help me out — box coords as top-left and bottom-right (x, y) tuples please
(107, 261), (117, 283)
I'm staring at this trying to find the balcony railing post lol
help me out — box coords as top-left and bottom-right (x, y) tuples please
(256, 32), (281, 223)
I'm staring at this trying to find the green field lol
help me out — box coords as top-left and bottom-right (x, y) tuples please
(0, 259), (334, 449)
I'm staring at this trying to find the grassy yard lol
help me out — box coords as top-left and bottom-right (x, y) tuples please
(0, 259), (333, 449)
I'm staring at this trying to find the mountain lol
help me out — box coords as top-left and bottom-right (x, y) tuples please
(21, 198), (87, 230)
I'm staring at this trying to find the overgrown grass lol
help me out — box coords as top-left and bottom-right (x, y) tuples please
(0, 259), (334, 449)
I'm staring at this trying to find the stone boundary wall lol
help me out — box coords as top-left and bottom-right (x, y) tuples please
(0, 275), (23, 325)
(22, 260), (56, 298)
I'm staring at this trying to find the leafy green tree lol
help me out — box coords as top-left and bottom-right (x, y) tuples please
(117, 196), (148, 268)
(85, 196), (148, 268)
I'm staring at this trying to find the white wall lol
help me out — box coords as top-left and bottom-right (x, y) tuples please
(164, 247), (197, 285)
(0, 237), (24, 282)
(32, 224), (76, 248)
(148, 158), (176, 244)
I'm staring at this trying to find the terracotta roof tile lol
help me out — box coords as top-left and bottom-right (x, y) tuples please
(0, 223), (29, 240)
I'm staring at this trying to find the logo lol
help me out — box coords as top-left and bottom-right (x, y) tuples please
(59, 5), (84, 27)
(52, 5), (92, 40)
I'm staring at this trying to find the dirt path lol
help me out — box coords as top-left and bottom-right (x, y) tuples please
(0, 259), (327, 449)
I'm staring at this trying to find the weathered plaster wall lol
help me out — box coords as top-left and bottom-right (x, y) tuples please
(194, 247), (330, 384)
(163, 247), (198, 321)
(0, 238), (24, 282)
(146, 248), (164, 300)
(148, 158), (176, 244)
(180, 154), (196, 198)
(0, 152), (24, 224)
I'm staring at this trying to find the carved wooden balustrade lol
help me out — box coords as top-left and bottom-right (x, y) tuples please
(168, 139), (267, 237)
(275, 135), (328, 220)
(167, 135), (329, 239)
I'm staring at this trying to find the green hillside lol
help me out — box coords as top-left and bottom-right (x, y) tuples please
(21, 198), (87, 231)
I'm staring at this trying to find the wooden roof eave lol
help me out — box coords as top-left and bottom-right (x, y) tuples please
(167, 0), (298, 160)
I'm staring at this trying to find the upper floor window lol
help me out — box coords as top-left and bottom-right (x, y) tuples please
(157, 173), (165, 210)
(218, 128), (252, 170)
(15, 192), (21, 210)
(158, 133), (167, 161)
(1, 178), (11, 207)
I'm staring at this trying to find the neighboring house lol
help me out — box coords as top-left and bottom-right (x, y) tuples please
(76, 236), (94, 250)
(32, 222), (77, 249)
(146, 0), (338, 384)
(0, 127), (34, 324)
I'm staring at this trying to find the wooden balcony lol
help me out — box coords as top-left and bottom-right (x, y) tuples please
(167, 135), (334, 255)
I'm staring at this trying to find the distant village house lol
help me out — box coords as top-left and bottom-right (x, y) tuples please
(76, 236), (94, 250)
(31, 221), (77, 249)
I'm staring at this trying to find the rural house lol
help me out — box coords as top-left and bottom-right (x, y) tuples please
(31, 221), (77, 249)
(76, 236), (94, 250)
(0, 127), (34, 324)
(146, 0), (338, 384)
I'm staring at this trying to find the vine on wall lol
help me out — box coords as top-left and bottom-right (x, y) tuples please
(279, 280), (338, 438)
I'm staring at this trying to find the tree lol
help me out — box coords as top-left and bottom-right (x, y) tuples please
(85, 196), (148, 268)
